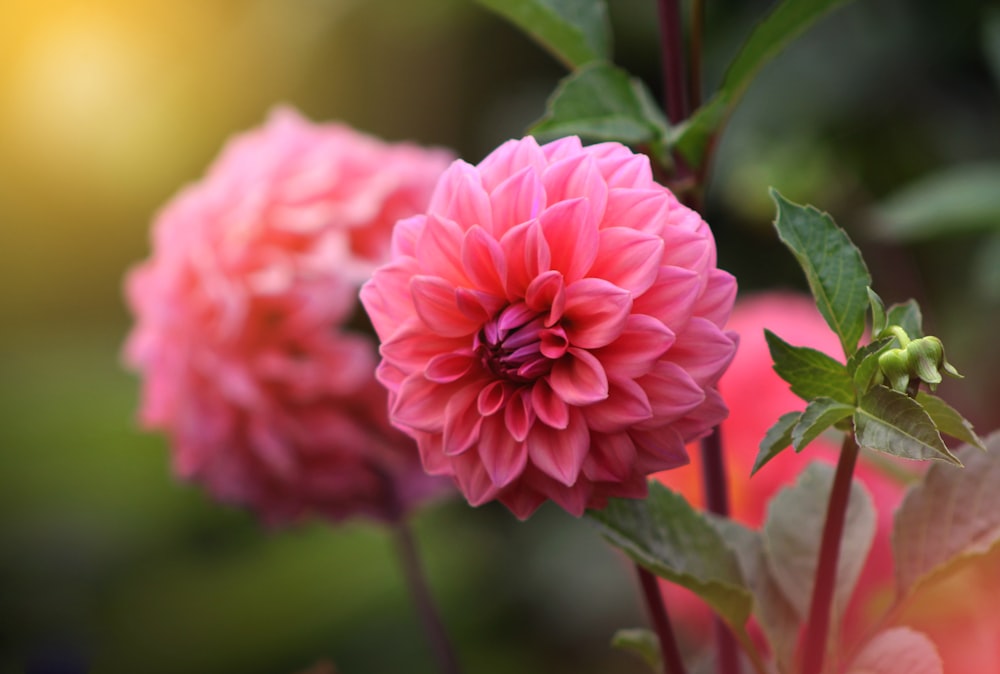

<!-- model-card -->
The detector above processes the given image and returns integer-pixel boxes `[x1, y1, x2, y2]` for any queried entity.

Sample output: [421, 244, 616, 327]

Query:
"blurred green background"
[1, 0, 997, 673]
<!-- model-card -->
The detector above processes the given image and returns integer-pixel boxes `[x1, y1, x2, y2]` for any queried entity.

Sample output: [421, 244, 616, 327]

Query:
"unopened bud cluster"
[876, 328, 961, 395]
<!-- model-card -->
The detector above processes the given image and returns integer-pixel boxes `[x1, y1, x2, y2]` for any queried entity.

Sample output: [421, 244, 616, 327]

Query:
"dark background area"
[1, 0, 997, 672]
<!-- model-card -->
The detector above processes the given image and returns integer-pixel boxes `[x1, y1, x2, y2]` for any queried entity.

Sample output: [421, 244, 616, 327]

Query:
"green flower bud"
[905, 336, 962, 391]
[878, 347, 912, 394]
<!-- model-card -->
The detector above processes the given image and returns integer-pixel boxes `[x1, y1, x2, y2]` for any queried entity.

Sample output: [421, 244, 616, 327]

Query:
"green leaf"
[886, 300, 924, 339]
[763, 463, 876, 622]
[674, 0, 856, 169]
[791, 397, 854, 451]
[894, 431, 1000, 597]
[475, 0, 610, 70]
[530, 62, 670, 149]
[610, 628, 660, 671]
[847, 337, 894, 393]
[587, 482, 755, 654]
[874, 163, 1000, 241]
[753, 411, 802, 476]
[915, 391, 986, 451]
[710, 518, 801, 672]
[846, 628, 943, 674]
[765, 330, 855, 404]
[771, 191, 872, 356]
[854, 386, 959, 464]
[868, 287, 887, 337]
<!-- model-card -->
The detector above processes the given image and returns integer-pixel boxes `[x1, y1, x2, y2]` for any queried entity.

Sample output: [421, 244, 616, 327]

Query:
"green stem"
[799, 432, 861, 674]
[393, 519, 463, 674]
[636, 563, 688, 674]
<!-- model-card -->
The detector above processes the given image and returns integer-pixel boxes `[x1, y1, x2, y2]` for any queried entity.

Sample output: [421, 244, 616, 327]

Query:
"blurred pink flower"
[124, 107, 454, 525]
[656, 293, 912, 649]
[361, 135, 737, 519]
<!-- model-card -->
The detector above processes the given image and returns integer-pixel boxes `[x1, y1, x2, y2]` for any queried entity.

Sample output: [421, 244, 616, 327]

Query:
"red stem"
[799, 432, 861, 674]
[636, 563, 688, 674]
[656, 0, 688, 124]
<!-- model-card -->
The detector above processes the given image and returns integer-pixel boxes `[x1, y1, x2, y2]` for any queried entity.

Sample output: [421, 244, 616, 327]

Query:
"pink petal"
[583, 377, 653, 433]
[527, 407, 590, 486]
[498, 487, 547, 521]
[668, 317, 738, 387]
[360, 258, 420, 339]
[524, 270, 566, 325]
[499, 220, 551, 299]
[478, 414, 528, 488]
[631, 265, 702, 329]
[589, 145, 654, 185]
[541, 153, 608, 223]
[602, 188, 670, 234]
[478, 380, 512, 416]
[531, 380, 569, 429]
[669, 387, 729, 442]
[455, 287, 505, 324]
[538, 477, 590, 516]
[442, 383, 485, 455]
[635, 361, 705, 427]
[504, 388, 536, 442]
[461, 225, 507, 296]
[414, 431, 453, 476]
[538, 326, 569, 359]
[594, 314, 675, 379]
[477, 137, 547, 193]
[540, 198, 599, 282]
[416, 214, 469, 285]
[391, 373, 457, 432]
[379, 319, 471, 369]
[693, 269, 738, 328]
[489, 166, 546, 235]
[549, 347, 609, 406]
[540, 135, 584, 162]
[425, 349, 476, 383]
[427, 160, 493, 232]
[563, 278, 632, 349]
[659, 226, 712, 274]
[582, 432, 638, 482]
[589, 227, 665, 294]
[451, 450, 500, 506]
[409, 275, 480, 337]
[630, 426, 689, 473]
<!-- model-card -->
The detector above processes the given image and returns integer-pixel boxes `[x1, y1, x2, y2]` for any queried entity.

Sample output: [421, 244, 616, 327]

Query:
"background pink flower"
[124, 107, 454, 525]
[361, 135, 738, 519]
[656, 293, 913, 650]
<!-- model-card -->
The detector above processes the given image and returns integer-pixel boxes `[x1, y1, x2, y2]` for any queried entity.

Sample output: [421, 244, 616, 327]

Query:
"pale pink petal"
[455, 287, 506, 324]
[549, 347, 609, 406]
[451, 451, 500, 506]
[409, 275, 480, 337]
[380, 319, 470, 369]
[602, 188, 670, 234]
[391, 373, 458, 432]
[632, 265, 702, 328]
[504, 388, 536, 442]
[427, 160, 494, 232]
[659, 226, 712, 274]
[461, 225, 507, 296]
[499, 219, 551, 298]
[527, 407, 590, 486]
[668, 317, 738, 386]
[489, 166, 546, 235]
[542, 153, 608, 223]
[477, 137, 547, 193]
[693, 269, 738, 328]
[415, 214, 469, 285]
[583, 378, 653, 433]
[635, 361, 706, 427]
[595, 315, 675, 379]
[563, 278, 632, 349]
[525, 270, 566, 326]
[589, 227, 665, 294]
[425, 349, 476, 383]
[539, 197, 599, 282]
[442, 383, 485, 455]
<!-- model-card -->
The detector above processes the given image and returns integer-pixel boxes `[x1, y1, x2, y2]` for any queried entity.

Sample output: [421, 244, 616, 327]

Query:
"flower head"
[124, 107, 454, 525]
[361, 136, 738, 519]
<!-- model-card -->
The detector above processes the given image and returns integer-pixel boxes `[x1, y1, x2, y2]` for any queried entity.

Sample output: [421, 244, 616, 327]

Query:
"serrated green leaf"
[764, 463, 876, 622]
[894, 431, 1000, 597]
[847, 337, 894, 393]
[771, 191, 871, 357]
[846, 628, 943, 674]
[475, 0, 610, 70]
[610, 628, 661, 670]
[885, 300, 924, 339]
[530, 62, 669, 147]
[674, 0, 855, 169]
[915, 391, 986, 451]
[709, 518, 801, 672]
[792, 397, 854, 451]
[587, 483, 755, 655]
[753, 411, 803, 476]
[874, 163, 1000, 241]
[868, 287, 887, 337]
[854, 386, 959, 464]
[765, 330, 855, 404]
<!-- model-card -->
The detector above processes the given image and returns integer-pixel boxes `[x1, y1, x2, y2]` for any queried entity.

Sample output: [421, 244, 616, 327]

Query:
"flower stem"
[393, 518, 463, 674]
[636, 563, 688, 674]
[688, 0, 704, 110]
[699, 427, 741, 674]
[799, 432, 861, 674]
[656, 0, 688, 125]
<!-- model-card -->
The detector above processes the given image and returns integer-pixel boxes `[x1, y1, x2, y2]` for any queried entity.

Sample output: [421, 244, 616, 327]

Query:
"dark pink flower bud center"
[476, 302, 565, 382]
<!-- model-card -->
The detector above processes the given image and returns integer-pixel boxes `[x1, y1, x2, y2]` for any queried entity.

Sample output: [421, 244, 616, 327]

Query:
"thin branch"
[636, 563, 688, 674]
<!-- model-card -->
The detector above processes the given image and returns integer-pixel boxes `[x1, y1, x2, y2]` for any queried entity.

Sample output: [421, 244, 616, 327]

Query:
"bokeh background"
[1, 0, 998, 672]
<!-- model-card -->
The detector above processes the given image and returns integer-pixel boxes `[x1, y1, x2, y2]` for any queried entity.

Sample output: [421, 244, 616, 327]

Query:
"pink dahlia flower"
[361, 135, 738, 519]
[656, 293, 914, 650]
[124, 107, 454, 525]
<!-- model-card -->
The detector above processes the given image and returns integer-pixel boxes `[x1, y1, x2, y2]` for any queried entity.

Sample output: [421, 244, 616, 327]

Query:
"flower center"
[476, 302, 568, 382]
